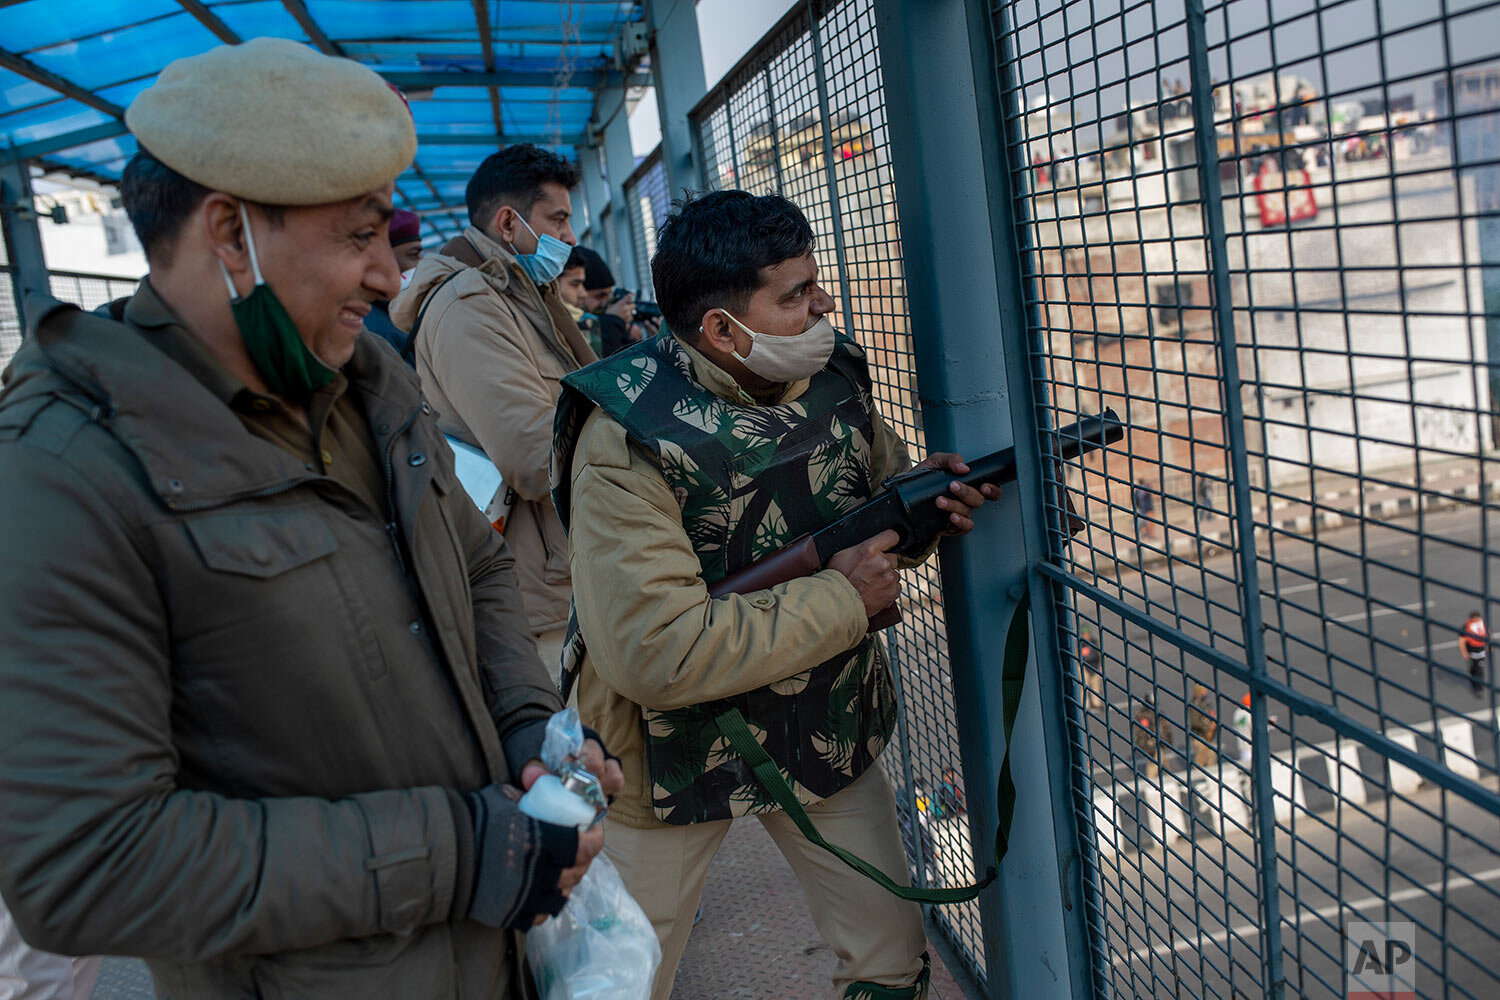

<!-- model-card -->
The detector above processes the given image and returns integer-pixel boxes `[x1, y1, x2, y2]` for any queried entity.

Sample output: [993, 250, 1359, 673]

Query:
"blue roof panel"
[0, 101, 111, 144]
[25, 13, 220, 91]
[310, 1, 479, 39]
[210, 2, 311, 43]
[0, 1, 180, 55]
[0, 0, 639, 215]
[0, 68, 59, 113]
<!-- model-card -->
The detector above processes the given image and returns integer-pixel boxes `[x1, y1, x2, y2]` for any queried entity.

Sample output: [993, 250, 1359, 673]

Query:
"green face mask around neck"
[219, 201, 336, 396]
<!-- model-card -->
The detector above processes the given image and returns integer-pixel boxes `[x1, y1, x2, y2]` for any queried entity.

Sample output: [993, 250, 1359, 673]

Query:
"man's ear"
[490, 203, 518, 243]
[699, 309, 736, 352]
[202, 193, 251, 290]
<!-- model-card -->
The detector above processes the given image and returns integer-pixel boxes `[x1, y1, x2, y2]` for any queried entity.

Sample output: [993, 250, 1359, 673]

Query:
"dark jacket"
[0, 292, 561, 999]
[363, 299, 411, 358]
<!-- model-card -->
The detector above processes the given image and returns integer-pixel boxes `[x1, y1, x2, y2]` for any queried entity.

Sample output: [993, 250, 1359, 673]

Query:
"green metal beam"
[1, 160, 50, 336]
[176, 0, 241, 44]
[281, 0, 343, 56]
[645, 0, 707, 197]
[4, 120, 131, 162]
[469, 0, 504, 140]
[379, 69, 650, 90]
[4, 119, 584, 164]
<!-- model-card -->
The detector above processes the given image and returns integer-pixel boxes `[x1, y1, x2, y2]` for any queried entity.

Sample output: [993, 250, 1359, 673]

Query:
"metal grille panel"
[993, 0, 1500, 996]
[686, 0, 989, 980]
[622, 150, 669, 301]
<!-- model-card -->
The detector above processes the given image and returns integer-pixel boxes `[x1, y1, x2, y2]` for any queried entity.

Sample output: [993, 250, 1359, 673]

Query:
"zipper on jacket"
[381, 401, 424, 576]
[517, 266, 580, 372]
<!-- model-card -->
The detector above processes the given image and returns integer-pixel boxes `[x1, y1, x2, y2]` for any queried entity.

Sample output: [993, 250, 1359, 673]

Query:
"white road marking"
[1331, 600, 1432, 623]
[1403, 639, 1459, 655]
[1277, 577, 1349, 595]
[1128, 865, 1500, 961]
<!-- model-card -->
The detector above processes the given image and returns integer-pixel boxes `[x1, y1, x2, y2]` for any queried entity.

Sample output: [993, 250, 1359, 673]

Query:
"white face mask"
[399, 268, 415, 291]
[720, 311, 837, 383]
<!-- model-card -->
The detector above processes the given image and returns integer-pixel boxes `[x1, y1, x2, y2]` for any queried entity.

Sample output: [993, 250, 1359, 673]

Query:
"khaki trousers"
[534, 626, 570, 702]
[603, 764, 926, 999]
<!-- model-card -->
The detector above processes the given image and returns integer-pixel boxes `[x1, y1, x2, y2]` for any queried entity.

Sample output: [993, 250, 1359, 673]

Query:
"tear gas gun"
[707, 409, 1125, 628]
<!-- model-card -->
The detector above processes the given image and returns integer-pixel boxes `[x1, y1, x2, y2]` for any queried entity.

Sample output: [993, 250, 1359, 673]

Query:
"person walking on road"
[1079, 625, 1104, 710]
[1233, 692, 1254, 767]
[1194, 472, 1213, 524]
[1133, 479, 1156, 538]
[1461, 610, 1489, 697]
[1132, 695, 1172, 781]
[1188, 683, 1219, 769]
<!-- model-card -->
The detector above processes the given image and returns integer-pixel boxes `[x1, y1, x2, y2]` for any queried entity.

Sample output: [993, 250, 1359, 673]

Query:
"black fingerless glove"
[464, 783, 579, 930]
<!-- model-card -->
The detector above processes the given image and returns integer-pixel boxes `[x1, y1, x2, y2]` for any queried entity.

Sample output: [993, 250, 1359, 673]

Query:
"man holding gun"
[551, 190, 998, 999]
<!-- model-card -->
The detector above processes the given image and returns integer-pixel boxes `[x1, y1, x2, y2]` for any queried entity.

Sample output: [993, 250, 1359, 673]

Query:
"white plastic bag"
[521, 709, 661, 1000]
[526, 855, 661, 1000]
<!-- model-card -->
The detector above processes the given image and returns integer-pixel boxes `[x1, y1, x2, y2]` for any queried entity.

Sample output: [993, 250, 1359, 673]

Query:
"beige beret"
[125, 38, 416, 206]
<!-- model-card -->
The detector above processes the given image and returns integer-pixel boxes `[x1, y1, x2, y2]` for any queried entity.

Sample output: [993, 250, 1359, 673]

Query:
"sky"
[629, 0, 797, 156]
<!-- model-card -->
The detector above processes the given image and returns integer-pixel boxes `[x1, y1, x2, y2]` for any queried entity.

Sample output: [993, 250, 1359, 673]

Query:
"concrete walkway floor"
[670, 819, 970, 999]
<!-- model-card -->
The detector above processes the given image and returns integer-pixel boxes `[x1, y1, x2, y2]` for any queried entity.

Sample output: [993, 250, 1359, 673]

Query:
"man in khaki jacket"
[552, 191, 999, 998]
[392, 145, 596, 676]
[0, 40, 619, 1000]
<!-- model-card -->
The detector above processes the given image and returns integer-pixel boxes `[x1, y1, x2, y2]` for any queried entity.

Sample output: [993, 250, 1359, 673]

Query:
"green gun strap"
[710, 589, 1032, 904]
[992, 589, 1030, 863]
[712, 707, 992, 903]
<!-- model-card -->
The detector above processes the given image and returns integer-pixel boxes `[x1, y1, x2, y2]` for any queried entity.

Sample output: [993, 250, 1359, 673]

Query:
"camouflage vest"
[552, 333, 898, 825]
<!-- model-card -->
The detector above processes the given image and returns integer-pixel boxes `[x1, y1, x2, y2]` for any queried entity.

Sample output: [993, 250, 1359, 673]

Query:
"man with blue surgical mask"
[393, 145, 598, 681]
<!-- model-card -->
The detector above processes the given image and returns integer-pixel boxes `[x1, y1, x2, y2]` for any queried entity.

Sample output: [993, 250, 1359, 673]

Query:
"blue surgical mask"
[509, 215, 572, 286]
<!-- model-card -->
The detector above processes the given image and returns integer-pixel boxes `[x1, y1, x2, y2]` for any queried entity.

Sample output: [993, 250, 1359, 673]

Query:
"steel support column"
[872, 0, 1091, 994]
[646, 0, 707, 197]
[0, 160, 49, 335]
[579, 144, 612, 254]
[597, 87, 640, 290]
[1185, 2, 1285, 993]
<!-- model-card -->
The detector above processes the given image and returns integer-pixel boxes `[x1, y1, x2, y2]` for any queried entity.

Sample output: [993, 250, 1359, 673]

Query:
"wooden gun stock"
[707, 534, 901, 632]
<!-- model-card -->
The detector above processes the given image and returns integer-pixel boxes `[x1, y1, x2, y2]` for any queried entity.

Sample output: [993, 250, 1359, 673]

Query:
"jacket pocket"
[186, 509, 338, 578]
[534, 500, 571, 585]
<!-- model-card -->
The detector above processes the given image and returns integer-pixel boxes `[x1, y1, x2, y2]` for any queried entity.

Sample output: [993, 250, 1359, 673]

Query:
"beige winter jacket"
[565, 335, 926, 827]
[392, 227, 598, 637]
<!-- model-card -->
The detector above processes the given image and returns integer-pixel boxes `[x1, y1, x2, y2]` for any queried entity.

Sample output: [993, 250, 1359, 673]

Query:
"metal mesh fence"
[621, 150, 669, 301]
[0, 270, 18, 368]
[686, 0, 989, 979]
[0, 266, 140, 369]
[47, 270, 140, 314]
[992, 0, 1500, 996]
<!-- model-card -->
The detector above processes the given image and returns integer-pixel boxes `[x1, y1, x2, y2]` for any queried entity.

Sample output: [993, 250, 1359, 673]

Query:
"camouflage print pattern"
[553, 333, 899, 825]
[843, 954, 931, 999]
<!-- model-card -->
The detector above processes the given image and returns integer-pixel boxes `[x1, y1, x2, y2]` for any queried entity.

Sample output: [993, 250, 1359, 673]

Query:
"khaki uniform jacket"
[392, 227, 597, 637]
[0, 292, 562, 999]
[565, 337, 925, 828]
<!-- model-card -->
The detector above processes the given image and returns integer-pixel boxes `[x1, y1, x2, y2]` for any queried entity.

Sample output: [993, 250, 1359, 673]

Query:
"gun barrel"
[961, 408, 1124, 489]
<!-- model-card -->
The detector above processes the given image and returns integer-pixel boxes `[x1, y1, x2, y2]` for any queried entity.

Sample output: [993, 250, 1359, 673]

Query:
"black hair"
[650, 190, 815, 343]
[120, 148, 285, 266]
[465, 144, 580, 230]
[565, 246, 589, 272]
